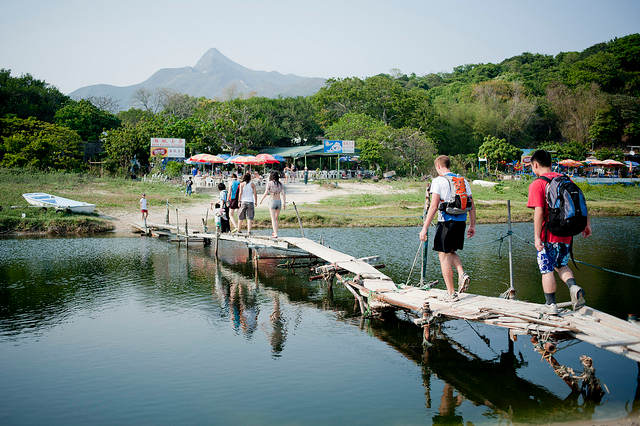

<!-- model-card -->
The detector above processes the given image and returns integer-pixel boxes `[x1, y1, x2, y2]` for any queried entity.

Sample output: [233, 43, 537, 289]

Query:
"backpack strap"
[537, 175, 552, 243]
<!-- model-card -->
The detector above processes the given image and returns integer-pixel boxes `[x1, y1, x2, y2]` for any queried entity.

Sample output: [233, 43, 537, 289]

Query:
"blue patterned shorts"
[537, 242, 571, 274]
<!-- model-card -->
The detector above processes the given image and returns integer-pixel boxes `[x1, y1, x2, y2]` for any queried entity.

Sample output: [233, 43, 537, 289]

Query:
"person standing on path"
[527, 149, 590, 314]
[237, 173, 257, 235]
[185, 177, 193, 196]
[419, 155, 476, 301]
[259, 171, 286, 238]
[139, 193, 149, 222]
[227, 173, 240, 231]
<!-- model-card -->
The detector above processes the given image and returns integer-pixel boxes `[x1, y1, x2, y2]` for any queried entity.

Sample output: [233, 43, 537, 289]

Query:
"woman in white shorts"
[259, 171, 286, 238]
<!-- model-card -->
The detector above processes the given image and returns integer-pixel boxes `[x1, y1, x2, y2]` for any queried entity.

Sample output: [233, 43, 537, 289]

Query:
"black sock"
[544, 292, 556, 305]
[566, 278, 577, 289]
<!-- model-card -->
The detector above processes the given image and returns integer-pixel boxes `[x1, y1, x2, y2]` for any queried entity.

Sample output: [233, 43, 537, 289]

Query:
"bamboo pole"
[506, 200, 516, 299]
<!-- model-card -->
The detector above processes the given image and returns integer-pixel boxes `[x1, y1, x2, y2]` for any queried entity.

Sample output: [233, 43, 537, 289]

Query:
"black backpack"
[538, 175, 588, 238]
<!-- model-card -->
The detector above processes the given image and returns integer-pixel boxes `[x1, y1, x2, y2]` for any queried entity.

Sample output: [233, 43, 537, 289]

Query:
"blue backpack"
[538, 175, 588, 238]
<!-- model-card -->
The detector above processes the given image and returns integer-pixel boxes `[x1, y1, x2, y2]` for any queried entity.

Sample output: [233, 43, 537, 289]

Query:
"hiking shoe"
[570, 285, 586, 309]
[544, 303, 559, 315]
[458, 273, 470, 293]
[443, 291, 459, 302]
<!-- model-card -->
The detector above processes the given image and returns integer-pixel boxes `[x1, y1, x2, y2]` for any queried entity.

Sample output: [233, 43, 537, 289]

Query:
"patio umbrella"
[624, 160, 639, 167]
[601, 159, 625, 167]
[273, 154, 285, 163]
[187, 153, 225, 164]
[558, 159, 583, 167]
[231, 155, 262, 165]
[584, 159, 606, 166]
[217, 154, 231, 160]
[256, 153, 280, 164]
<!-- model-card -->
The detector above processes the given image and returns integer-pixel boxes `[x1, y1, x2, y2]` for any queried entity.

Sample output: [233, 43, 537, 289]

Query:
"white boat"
[22, 192, 96, 214]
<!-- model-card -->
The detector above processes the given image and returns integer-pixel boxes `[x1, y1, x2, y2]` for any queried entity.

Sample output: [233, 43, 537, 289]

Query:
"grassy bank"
[252, 178, 640, 228]
[0, 169, 206, 234]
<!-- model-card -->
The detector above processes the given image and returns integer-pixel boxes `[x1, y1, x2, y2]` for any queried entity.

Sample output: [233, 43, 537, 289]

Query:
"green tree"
[0, 69, 69, 122]
[478, 135, 521, 173]
[0, 116, 83, 170]
[54, 99, 121, 141]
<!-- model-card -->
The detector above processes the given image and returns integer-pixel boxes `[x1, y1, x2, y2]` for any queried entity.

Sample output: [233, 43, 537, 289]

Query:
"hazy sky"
[2, 0, 639, 94]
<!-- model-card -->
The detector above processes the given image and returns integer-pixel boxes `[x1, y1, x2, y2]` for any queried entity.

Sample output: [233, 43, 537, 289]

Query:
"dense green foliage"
[0, 116, 83, 170]
[54, 99, 121, 141]
[1, 34, 639, 174]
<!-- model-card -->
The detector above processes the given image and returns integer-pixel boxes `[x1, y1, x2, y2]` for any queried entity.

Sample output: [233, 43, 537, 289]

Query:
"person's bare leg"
[229, 210, 237, 230]
[269, 209, 278, 236]
[541, 272, 556, 294]
[274, 209, 280, 237]
[451, 253, 464, 278]
[247, 219, 252, 234]
[555, 266, 574, 283]
[237, 219, 243, 234]
[438, 252, 455, 295]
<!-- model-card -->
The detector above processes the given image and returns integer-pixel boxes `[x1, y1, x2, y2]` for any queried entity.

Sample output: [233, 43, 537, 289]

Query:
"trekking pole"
[420, 208, 428, 286]
[292, 201, 305, 238]
[506, 200, 516, 299]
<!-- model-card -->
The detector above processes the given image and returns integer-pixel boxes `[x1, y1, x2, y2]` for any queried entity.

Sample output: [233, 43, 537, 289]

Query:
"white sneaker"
[443, 291, 459, 302]
[570, 285, 586, 309]
[544, 303, 559, 315]
[458, 273, 470, 293]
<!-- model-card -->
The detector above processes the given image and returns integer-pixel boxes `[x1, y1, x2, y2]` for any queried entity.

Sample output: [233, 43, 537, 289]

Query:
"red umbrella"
[187, 153, 225, 164]
[256, 153, 280, 164]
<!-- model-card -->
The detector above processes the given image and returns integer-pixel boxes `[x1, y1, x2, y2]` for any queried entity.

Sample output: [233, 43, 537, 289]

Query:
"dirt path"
[106, 182, 410, 235]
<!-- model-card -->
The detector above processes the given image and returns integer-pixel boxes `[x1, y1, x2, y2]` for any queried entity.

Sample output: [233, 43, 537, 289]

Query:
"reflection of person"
[227, 174, 240, 231]
[432, 383, 464, 425]
[215, 182, 230, 233]
[419, 156, 476, 301]
[237, 173, 257, 235]
[527, 150, 590, 314]
[269, 295, 287, 356]
[259, 171, 286, 238]
[139, 193, 148, 221]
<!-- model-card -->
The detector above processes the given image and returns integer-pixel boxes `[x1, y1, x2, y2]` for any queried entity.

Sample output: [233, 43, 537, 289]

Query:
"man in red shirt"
[527, 150, 591, 314]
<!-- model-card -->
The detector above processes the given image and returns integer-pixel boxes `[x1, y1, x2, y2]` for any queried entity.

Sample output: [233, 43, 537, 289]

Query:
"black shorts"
[433, 221, 466, 253]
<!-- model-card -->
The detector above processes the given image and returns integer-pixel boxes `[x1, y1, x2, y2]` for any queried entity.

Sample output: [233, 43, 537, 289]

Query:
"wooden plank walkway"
[132, 222, 640, 363]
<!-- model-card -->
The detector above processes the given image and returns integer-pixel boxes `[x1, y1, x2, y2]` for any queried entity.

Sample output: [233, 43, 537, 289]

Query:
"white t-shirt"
[430, 173, 472, 222]
[140, 197, 148, 210]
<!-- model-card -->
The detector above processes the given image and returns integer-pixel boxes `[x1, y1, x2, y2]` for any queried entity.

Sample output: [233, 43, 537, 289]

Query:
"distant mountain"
[69, 48, 326, 110]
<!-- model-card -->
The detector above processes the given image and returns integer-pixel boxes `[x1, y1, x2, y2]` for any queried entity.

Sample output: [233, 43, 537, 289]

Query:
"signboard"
[150, 138, 185, 158]
[323, 140, 355, 154]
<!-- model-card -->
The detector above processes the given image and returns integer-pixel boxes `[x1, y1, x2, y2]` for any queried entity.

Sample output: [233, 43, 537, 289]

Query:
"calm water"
[1, 217, 639, 425]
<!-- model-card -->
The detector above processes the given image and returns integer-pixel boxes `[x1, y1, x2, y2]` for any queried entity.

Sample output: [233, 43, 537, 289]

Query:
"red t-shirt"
[527, 172, 572, 244]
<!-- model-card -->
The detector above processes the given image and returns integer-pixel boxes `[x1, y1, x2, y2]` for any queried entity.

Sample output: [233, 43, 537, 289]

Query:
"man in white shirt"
[419, 155, 476, 301]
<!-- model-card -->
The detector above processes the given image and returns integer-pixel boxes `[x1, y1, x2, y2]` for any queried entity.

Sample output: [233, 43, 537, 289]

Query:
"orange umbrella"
[558, 159, 583, 167]
[256, 153, 280, 164]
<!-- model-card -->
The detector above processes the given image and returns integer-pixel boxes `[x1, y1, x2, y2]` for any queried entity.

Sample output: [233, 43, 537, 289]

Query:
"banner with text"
[323, 140, 354, 154]
[150, 138, 185, 158]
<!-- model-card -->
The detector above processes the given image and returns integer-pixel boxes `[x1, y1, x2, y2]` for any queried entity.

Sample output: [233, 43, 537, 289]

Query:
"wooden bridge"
[132, 220, 640, 394]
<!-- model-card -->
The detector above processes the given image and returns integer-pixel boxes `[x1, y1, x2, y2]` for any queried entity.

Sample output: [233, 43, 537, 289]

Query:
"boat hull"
[22, 193, 96, 214]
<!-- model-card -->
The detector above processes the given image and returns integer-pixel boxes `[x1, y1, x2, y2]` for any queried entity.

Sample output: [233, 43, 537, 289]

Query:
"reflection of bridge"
[133, 221, 640, 394]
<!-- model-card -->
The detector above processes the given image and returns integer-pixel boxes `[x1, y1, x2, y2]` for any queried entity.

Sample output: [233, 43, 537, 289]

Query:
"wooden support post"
[422, 301, 432, 347]
[185, 219, 189, 248]
[165, 200, 169, 224]
[214, 229, 219, 258]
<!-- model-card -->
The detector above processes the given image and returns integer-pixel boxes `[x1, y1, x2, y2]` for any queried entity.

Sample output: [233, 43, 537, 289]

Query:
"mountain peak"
[194, 48, 243, 73]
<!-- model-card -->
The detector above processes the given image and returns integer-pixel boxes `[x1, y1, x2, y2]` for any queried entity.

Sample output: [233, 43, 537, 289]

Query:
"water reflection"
[1, 226, 639, 424]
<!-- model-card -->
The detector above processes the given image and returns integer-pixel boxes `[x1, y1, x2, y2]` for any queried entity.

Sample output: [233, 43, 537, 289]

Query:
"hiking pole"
[420, 208, 428, 286]
[505, 200, 516, 299]
[292, 201, 305, 238]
